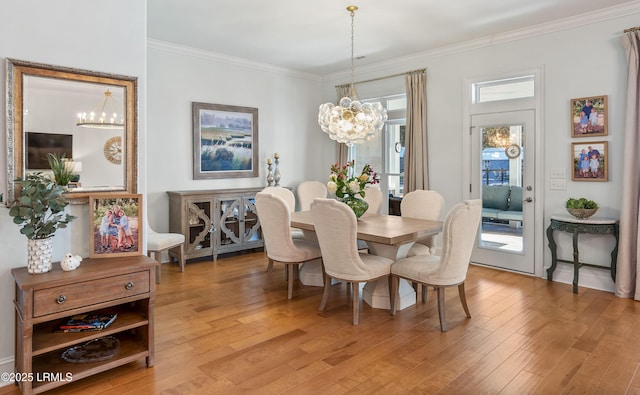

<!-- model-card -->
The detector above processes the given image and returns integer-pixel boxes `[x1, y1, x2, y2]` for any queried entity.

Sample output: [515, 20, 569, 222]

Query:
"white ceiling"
[148, 0, 638, 76]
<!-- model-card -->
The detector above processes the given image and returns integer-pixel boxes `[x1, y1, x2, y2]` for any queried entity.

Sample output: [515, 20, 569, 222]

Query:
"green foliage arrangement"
[8, 173, 76, 239]
[47, 153, 75, 186]
[565, 197, 598, 209]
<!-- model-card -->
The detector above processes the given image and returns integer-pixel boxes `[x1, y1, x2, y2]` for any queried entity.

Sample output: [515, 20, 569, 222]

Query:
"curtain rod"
[624, 26, 640, 33]
[335, 68, 426, 89]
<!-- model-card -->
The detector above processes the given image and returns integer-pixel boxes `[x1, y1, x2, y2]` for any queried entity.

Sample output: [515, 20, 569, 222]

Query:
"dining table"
[290, 211, 443, 310]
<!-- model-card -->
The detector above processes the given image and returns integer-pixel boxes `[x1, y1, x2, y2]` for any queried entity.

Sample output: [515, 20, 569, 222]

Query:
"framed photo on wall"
[570, 95, 608, 137]
[192, 102, 259, 179]
[89, 193, 143, 258]
[571, 141, 608, 181]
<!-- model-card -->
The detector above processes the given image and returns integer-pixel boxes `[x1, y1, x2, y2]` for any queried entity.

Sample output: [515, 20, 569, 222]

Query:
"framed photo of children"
[570, 95, 608, 137]
[89, 193, 143, 258]
[571, 141, 608, 181]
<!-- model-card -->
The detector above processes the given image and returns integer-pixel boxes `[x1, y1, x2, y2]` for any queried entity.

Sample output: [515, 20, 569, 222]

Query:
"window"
[354, 94, 406, 200]
[472, 75, 534, 104]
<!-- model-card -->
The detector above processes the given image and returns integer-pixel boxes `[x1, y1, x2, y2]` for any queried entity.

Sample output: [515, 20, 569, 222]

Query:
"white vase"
[27, 237, 54, 274]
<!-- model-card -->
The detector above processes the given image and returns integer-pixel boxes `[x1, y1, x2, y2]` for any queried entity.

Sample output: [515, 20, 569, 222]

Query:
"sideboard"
[167, 188, 264, 262]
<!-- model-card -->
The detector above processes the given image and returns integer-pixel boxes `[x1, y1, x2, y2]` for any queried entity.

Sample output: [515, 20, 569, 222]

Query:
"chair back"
[310, 198, 376, 281]
[401, 190, 445, 221]
[432, 199, 482, 284]
[261, 187, 295, 212]
[255, 192, 298, 261]
[361, 185, 383, 217]
[297, 181, 327, 211]
[401, 190, 445, 251]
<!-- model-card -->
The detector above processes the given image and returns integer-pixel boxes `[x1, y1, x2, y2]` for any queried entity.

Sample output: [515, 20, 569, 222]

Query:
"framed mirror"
[6, 58, 137, 203]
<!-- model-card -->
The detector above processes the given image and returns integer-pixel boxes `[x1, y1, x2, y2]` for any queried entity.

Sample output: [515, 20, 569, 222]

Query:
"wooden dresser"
[12, 255, 157, 394]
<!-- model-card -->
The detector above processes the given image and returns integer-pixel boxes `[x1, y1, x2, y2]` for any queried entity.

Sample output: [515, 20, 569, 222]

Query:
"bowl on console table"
[566, 207, 598, 219]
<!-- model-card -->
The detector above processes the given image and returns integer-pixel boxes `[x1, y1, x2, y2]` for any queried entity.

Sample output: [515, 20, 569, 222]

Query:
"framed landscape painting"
[570, 95, 608, 137]
[89, 193, 142, 258]
[571, 141, 608, 181]
[192, 102, 259, 179]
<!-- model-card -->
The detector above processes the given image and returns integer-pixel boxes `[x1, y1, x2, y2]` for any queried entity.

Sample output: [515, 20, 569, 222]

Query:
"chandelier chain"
[350, 8, 355, 99]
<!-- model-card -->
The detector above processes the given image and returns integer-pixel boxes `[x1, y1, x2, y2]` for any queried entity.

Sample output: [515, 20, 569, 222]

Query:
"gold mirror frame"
[6, 59, 137, 203]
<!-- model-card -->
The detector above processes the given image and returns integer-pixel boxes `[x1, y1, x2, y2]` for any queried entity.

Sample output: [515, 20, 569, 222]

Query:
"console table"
[546, 215, 618, 293]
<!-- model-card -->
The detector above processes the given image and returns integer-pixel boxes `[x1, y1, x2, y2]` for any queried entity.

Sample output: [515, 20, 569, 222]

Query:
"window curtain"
[617, 31, 640, 300]
[336, 85, 351, 165]
[404, 70, 428, 193]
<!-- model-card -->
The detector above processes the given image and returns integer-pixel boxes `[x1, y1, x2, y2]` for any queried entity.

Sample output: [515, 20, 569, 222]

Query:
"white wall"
[0, 0, 147, 381]
[145, 42, 332, 231]
[320, 8, 638, 291]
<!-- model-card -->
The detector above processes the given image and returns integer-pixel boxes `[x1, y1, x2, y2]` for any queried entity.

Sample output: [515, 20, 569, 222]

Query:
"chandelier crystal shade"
[318, 6, 387, 146]
[76, 89, 124, 129]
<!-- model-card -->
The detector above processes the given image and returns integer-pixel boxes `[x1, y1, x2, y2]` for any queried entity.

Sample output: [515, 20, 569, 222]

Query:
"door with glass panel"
[470, 110, 535, 274]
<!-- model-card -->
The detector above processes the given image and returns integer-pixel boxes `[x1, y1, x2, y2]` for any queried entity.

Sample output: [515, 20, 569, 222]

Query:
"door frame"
[462, 67, 545, 278]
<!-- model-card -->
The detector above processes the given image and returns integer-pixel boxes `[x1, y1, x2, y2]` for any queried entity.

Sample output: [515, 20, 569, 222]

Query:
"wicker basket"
[566, 207, 598, 219]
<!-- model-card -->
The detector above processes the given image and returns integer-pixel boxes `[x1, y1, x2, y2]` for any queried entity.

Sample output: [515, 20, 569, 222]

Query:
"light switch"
[550, 179, 566, 190]
[550, 168, 566, 179]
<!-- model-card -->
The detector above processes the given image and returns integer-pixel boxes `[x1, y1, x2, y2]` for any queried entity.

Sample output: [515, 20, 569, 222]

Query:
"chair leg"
[149, 251, 162, 284]
[352, 281, 360, 325]
[319, 273, 331, 311]
[287, 263, 296, 300]
[458, 282, 471, 318]
[178, 244, 185, 273]
[267, 258, 274, 272]
[390, 275, 399, 316]
[422, 284, 427, 303]
[436, 287, 447, 332]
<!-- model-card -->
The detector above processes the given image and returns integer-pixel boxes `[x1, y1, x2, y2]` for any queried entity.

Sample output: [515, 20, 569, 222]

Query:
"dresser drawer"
[33, 270, 150, 317]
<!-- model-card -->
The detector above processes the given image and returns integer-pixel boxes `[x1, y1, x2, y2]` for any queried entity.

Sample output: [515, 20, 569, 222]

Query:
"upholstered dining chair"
[401, 190, 445, 257]
[297, 181, 327, 211]
[261, 186, 305, 272]
[390, 199, 481, 331]
[255, 192, 322, 299]
[311, 198, 394, 325]
[147, 226, 185, 284]
[361, 185, 383, 217]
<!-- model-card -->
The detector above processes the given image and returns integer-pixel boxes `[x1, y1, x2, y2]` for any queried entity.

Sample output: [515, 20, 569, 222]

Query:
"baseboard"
[0, 356, 15, 387]
[546, 263, 615, 293]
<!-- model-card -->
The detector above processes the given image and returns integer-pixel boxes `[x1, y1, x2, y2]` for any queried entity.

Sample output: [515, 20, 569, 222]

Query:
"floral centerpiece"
[327, 160, 378, 218]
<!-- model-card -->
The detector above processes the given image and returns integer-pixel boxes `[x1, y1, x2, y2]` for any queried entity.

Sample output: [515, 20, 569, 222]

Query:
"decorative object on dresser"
[168, 188, 264, 262]
[273, 152, 281, 186]
[12, 255, 157, 394]
[89, 194, 142, 258]
[8, 173, 76, 274]
[60, 253, 83, 271]
[192, 102, 259, 179]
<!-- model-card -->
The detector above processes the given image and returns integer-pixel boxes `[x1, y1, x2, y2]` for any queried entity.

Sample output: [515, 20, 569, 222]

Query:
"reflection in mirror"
[6, 59, 137, 203]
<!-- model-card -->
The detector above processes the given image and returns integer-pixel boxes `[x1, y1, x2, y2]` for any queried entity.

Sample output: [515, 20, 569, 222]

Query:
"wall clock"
[505, 144, 521, 159]
[103, 136, 122, 164]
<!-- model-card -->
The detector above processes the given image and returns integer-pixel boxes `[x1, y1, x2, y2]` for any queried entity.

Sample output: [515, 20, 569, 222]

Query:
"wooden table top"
[290, 211, 443, 246]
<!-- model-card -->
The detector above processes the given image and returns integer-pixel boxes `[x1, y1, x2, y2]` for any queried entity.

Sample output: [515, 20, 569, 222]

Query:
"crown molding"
[324, 1, 640, 81]
[147, 39, 321, 81]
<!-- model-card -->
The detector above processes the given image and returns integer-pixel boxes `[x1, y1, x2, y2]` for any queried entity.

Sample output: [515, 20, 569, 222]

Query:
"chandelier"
[76, 89, 124, 129]
[318, 6, 387, 146]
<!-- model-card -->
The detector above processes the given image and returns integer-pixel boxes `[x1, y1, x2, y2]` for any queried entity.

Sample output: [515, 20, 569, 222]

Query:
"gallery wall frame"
[570, 95, 608, 137]
[192, 102, 259, 179]
[571, 141, 608, 182]
[89, 193, 142, 258]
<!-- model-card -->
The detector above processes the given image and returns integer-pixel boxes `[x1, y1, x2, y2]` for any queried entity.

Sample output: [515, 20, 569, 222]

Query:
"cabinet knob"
[56, 294, 67, 304]
[125, 281, 134, 290]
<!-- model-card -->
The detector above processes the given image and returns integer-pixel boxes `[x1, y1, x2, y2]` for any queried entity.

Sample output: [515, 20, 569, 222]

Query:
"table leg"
[572, 229, 579, 294]
[611, 226, 619, 282]
[364, 242, 416, 310]
[546, 225, 557, 281]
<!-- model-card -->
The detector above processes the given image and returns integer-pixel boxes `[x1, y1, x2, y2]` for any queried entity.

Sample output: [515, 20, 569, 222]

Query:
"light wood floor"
[3, 251, 640, 394]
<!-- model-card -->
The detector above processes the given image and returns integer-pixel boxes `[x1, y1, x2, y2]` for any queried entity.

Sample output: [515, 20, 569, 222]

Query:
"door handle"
[523, 197, 533, 203]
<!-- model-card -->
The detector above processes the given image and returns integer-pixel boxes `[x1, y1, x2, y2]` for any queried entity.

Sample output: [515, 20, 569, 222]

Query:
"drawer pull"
[125, 281, 134, 290]
[56, 295, 67, 304]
